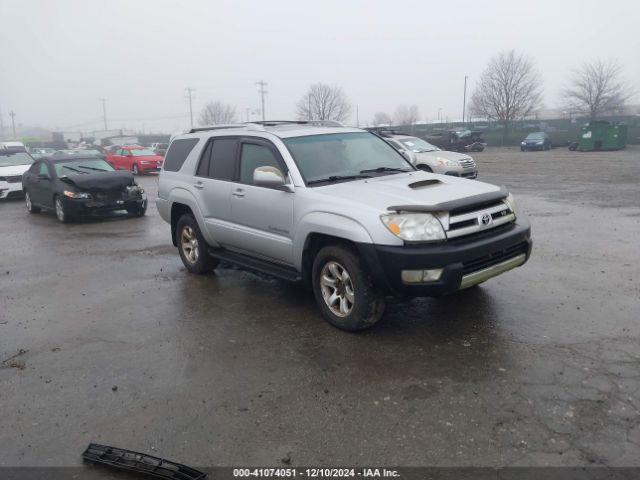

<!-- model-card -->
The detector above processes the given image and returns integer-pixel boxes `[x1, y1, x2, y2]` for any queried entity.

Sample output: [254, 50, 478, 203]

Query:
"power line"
[255, 80, 268, 121]
[99, 98, 108, 130]
[185, 87, 195, 128]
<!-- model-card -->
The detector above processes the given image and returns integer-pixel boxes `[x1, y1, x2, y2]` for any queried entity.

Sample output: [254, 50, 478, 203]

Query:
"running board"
[208, 248, 301, 282]
[82, 443, 207, 480]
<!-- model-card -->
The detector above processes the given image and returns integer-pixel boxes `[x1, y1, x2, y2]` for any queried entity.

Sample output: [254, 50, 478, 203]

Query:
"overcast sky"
[1, 0, 638, 134]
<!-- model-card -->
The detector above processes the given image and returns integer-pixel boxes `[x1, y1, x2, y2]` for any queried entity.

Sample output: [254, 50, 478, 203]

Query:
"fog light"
[401, 268, 443, 284]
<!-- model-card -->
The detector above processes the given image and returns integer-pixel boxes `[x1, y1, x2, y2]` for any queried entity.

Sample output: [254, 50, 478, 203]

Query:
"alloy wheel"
[320, 261, 355, 317]
[25, 192, 32, 211]
[180, 226, 199, 264]
[55, 198, 65, 222]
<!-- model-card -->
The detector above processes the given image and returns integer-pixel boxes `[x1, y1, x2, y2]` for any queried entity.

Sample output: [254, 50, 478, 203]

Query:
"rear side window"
[207, 139, 237, 180]
[163, 138, 199, 172]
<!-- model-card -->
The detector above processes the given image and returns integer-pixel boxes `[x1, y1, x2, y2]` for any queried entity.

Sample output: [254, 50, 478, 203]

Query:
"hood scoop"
[408, 179, 442, 189]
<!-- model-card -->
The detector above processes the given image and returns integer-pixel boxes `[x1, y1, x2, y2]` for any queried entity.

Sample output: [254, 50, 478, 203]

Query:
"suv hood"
[0, 164, 32, 176]
[314, 172, 501, 212]
[60, 170, 135, 191]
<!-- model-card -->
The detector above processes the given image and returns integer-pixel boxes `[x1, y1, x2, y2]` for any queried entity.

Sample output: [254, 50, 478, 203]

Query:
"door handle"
[232, 189, 245, 198]
[193, 181, 204, 189]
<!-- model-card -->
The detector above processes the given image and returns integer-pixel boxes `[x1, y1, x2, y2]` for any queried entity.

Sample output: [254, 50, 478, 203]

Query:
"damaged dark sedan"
[22, 155, 147, 223]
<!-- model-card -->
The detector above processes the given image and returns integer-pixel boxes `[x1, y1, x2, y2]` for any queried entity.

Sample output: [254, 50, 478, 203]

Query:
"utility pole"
[437, 108, 442, 124]
[356, 105, 359, 127]
[255, 80, 268, 121]
[0, 105, 4, 138]
[462, 75, 469, 124]
[185, 87, 195, 128]
[308, 95, 312, 121]
[99, 98, 108, 130]
[9, 110, 17, 139]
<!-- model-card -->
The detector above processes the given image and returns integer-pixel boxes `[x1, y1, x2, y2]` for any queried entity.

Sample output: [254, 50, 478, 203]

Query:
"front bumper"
[0, 181, 24, 199]
[357, 219, 532, 297]
[445, 169, 478, 179]
[63, 195, 146, 216]
[138, 164, 162, 173]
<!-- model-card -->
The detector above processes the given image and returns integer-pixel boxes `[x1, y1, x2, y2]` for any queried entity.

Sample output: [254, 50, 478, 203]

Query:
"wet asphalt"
[0, 146, 639, 467]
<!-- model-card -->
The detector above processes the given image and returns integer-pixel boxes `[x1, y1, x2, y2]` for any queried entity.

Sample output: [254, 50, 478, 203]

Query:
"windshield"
[398, 137, 439, 153]
[131, 149, 156, 156]
[526, 133, 544, 140]
[0, 152, 34, 167]
[284, 132, 412, 184]
[54, 158, 115, 176]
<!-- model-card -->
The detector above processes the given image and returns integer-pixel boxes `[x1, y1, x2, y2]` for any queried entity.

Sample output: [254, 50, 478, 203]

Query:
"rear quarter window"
[163, 138, 199, 172]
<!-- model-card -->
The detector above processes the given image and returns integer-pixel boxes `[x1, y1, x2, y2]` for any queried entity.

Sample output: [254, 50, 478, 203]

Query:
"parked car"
[520, 132, 552, 151]
[425, 130, 486, 152]
[381, 132, 478, 179]
[29, 147, 57, 159]
[153, 143, 169, 157]
[0, 144, 34, 199]
[106, 146, 164, 174]
[157, 122, 531, 331]
[22, 154, 147, 222]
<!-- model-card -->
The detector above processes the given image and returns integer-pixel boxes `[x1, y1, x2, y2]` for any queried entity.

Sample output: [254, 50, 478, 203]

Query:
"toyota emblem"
[480, 213, 492, 226]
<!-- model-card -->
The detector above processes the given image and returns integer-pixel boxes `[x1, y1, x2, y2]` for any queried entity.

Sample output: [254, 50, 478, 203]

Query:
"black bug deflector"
[82, 443, 207, 480]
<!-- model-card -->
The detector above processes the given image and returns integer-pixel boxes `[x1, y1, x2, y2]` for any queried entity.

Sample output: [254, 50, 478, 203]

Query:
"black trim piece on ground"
[387, 186, 508, 213]
[82, 443, 207, 480]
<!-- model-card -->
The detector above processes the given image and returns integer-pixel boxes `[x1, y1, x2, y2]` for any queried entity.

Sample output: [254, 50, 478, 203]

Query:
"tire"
[54, 195, 72, 223]
[25, 191, 41, 213]
[132, 164, 140, 175]
[416, 164, 433, 173]
[127, 199, 147, 217]
[312, 245, 385, 331]
[176, 214, 218, 274]
[521, 147, 526, 152]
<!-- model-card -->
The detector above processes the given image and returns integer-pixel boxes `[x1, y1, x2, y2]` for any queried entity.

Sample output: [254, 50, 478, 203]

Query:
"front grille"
[462, 242, 529, 275]
[458, 158, 476, 169]
[5, 175, 22, 183]
[447, 199, 514, 239]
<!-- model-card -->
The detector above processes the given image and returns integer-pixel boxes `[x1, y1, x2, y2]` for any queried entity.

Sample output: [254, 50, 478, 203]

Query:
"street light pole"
[185, 88, 195, 128]
[256, 80, 268, 121]
[462, 75, 469, 124]
[9, 110, 17, 139]
[99, 98, 108, 130]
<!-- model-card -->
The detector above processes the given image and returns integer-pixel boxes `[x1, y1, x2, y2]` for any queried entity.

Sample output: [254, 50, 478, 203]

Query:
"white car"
[382, 133, 478, 179]
[0, 144, 35, 200]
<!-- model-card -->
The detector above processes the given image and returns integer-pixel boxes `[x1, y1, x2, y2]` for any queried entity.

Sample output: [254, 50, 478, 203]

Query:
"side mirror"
[253, 166, 288, 189]
[37, 173, 50, 180]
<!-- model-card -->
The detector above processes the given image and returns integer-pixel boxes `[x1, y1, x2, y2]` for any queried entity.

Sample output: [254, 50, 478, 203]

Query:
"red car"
[106, 146, 164, 174]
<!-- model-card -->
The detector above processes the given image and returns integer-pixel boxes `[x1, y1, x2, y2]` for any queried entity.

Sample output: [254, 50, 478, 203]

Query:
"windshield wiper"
[62, 165, 87, 174]
[307, 174, 371, 185]
[359, 166, 412, 174]
[77, 165, 107, 172]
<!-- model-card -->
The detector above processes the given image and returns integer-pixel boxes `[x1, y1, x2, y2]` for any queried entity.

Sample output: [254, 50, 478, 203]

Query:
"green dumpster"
[578, 121, 627, 151]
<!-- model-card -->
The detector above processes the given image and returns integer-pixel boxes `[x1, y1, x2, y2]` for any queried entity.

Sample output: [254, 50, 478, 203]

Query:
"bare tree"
[296, 83, 351, 122]
[393, 105, 420, 125]
[372, 112, 392, 126]
[470, 50, 542, 139]
[563, 59, 633, 119]
[199, 101, 237, 125]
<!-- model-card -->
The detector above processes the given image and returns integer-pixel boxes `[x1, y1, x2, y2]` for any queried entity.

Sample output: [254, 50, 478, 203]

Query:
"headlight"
[436, 157, 458, 167]
[521, 142, 526, 145]
[504, 193, 517, 216]
[63, 190, 91, 199]
[381, 213, 445, 242]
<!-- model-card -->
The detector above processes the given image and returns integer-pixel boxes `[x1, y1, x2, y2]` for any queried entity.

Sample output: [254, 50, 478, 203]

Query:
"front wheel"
[176, 214, 219, 273]
[132, 164, 140, 175]
[127, 199, 147, 217]
[25, 191, 41, 213]
[312, 245, 385, 331]
[54, 195, 72, 223]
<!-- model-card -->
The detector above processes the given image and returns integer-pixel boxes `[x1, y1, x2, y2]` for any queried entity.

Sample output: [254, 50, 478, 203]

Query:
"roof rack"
[250, 120, 345, 127]
[188, 124, 252, 133]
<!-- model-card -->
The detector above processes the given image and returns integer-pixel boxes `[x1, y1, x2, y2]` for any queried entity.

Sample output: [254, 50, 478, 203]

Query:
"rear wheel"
[176, 214, 219, 273]
[312, 245, 385, 331]
[25, 191, 41, 213]
[132, 164, 140, 175]
[54, 195, 72, 223]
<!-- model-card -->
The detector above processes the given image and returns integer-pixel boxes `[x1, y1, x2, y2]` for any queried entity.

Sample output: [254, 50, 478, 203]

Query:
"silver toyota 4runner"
[157, 121, 531, 331]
